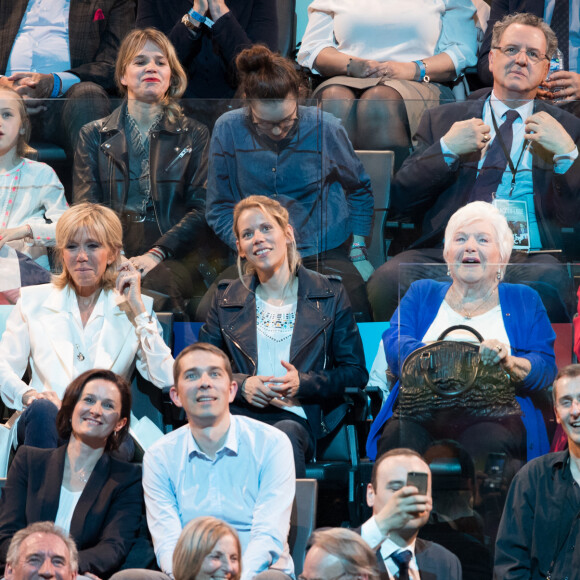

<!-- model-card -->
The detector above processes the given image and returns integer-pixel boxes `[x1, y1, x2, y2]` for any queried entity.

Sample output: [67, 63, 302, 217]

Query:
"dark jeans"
[377, 414, 526, 473]
[366, 248, 575, 322]
[230, 403, 315, 478]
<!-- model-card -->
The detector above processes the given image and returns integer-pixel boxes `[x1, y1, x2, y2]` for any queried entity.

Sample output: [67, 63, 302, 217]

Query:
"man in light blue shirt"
[112, 342, 295, 580]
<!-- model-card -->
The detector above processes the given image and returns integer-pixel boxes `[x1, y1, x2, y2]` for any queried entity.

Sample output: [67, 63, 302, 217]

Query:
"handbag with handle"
[395, 325, 521, 421]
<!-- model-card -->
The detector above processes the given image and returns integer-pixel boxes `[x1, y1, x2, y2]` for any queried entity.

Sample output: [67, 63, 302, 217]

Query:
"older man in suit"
[0, 0, 135, 156]
[478, 0, 580, 112]
[359, 448, 462, 580]
[367, 12, 580, 322]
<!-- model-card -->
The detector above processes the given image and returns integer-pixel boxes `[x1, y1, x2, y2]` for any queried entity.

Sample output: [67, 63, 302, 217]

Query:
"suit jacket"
[0, 445, 143, 579]
[390, 92, 580, 251]
[477, 0, 546, 86]
[353, 526, 462, 580]
[0, 284, 174, 410]
[0, 0, 136, 91]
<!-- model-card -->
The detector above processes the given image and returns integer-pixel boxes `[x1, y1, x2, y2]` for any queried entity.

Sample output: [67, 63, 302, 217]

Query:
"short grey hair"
[443, 201, 514, 268]
[307, 528, 379, 580]
[6, 522, 79, 574]
[492, 12, 558, 60]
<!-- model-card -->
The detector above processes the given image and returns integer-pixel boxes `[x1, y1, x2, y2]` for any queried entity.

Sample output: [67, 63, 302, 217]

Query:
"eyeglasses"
[493, 45, 548, 64]
[250, 105, 298, 133]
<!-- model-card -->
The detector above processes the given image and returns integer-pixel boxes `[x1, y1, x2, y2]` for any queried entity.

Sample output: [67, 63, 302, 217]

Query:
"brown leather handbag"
[395, 325, 521, 421]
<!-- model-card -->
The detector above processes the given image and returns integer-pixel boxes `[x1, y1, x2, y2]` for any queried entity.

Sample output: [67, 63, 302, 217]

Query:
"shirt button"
[272, 167, 276, 172]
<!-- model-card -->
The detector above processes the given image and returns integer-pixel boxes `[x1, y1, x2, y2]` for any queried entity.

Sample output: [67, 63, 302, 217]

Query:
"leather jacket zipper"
[164, 146, 192, 172]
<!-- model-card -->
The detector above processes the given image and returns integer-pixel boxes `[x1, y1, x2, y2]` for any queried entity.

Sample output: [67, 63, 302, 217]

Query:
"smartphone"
[407, 471, 428, 495]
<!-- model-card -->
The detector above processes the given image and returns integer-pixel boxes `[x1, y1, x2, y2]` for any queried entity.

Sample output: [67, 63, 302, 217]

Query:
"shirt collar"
[489, 90, 533, 122]
[380, 536, 417, 561]
[187, 414, 239, 460]
[63, 286, 106, 319]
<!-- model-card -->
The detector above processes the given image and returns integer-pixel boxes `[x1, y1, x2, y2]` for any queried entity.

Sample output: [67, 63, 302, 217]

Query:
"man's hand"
[373, 486, 432, 536]
[525, 111, 576, 155]
[539, 70, 580, 104]
[442, 118, 492, 155]
[9, 72, 54, 99]
[241, 376, 278, 408]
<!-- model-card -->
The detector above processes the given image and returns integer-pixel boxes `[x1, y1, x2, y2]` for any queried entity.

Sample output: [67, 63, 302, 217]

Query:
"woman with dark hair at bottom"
[0, 369, 142, 580]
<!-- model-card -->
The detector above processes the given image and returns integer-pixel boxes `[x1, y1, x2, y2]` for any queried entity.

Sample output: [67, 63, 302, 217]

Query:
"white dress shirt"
[143, 415, 295, 580]
[6, 0, 79, 92]
[361, 516, 420, 580]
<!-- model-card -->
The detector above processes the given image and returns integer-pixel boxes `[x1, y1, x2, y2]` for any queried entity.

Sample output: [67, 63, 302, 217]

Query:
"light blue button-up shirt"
[143, 415, 295, 580]
[6, 0, 79, 92]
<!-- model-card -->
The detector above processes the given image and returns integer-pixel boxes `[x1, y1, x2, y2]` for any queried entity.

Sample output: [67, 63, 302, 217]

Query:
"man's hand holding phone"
[374, 472, 432, 536]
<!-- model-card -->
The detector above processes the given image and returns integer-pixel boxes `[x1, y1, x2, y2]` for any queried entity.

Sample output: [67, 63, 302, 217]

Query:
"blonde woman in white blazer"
[0, 203, 174, 448]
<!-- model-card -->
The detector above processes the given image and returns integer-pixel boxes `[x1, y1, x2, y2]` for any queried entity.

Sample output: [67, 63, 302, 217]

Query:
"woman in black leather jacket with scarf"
[199, 195, 368, 477]
[73, 28, 224, 314]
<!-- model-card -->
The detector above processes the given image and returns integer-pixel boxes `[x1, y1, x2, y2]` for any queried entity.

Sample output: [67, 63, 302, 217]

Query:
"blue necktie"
[391, 549, 412, 580]
[469, 109, 519, 202]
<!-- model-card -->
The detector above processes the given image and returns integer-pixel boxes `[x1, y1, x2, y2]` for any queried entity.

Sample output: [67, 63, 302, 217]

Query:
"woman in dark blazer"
[0, 369, 142, 579]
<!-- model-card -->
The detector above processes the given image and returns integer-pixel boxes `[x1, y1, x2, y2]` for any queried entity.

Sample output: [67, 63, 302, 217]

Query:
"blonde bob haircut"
[115, 28, 187, 120]
[173, 517, 241, 580]
[443, 201, 514, 274]
[53, 203, 123, 291]
[0, 86, 32, 158]
[233, 195, 301, 280]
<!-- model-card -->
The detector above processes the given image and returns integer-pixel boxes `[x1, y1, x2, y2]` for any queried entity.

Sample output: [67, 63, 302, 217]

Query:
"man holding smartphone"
[359, 448, 462, 580]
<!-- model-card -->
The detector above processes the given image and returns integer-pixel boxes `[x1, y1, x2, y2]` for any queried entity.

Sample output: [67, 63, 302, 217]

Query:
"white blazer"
[0, 284, 174, 410]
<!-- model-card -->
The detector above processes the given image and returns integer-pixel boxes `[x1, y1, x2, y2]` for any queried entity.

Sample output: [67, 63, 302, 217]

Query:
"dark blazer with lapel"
[390, 91, 580, 250]
[477, 0, 546, 86]
[0, 445, 143, 578]
[0, 0, 136, 90]
[353, 526, 462, 580]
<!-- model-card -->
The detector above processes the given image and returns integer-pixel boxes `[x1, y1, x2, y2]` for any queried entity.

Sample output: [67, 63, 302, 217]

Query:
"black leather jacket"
[199, 266, 368, 438]
[73, 104, 210, 257]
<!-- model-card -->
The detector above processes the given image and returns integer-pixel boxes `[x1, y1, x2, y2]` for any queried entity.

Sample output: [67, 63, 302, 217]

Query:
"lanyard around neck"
[489, 105, 530, 196]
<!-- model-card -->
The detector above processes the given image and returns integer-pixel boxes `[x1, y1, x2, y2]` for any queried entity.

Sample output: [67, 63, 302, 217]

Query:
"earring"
[497, 269, 502, 280]
[446, 269, 451, 277]
[19, 129, 25, 135]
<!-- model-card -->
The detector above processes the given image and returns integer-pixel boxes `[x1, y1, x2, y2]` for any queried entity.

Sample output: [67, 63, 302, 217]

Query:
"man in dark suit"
[478, 0, 580, 111]
[367, 12, 580, 321]
[359, 448, 462, 580]
[0, 0, 135, 156]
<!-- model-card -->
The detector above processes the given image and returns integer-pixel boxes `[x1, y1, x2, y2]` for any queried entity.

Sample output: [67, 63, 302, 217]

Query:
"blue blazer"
[0, 445, 143, 578]
[366, 280, 557, 460]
